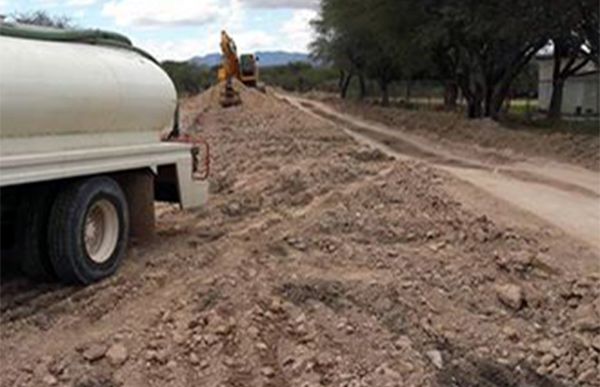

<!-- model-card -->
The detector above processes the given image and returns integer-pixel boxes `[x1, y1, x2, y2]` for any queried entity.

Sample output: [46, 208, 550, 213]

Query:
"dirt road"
[284, 95, 600, 255]
[1, 84, 599, 387]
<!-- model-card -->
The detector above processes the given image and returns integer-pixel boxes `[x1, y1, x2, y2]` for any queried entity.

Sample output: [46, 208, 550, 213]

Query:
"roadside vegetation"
[162, 59, 597, 135]
[10, 7, 598, 123]
[161, 61, 338, 97]
[310, 0, 598, 120]
[161, 62, 216, 96]
[164, 0, 597, 124]
[10, 10, 71, 28]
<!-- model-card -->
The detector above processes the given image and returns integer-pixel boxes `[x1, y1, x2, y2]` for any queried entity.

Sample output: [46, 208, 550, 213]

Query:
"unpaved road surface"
[305, 94, 600, 171]
[1, 83, 599, 387]
[285, 96, 600, 254]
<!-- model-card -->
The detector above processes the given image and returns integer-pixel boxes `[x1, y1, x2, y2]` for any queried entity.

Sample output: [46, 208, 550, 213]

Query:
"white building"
[537, 55, 599, 116]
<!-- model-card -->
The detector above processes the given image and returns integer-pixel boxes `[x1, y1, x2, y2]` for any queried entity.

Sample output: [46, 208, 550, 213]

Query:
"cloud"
[137, 28, 277, 61]
[72, 9, 87, 18]
[67, 0, 96, 6]
[99, 0, 316, 60]
[137, 37, 214, 61]
[233, 29, 275, 52]
[30, 0, 62, 7]
[0, 0, 97, 11]
[280, 9, 316, 52]
[102, 0, 225, 27]
[241, 0, 319, 9]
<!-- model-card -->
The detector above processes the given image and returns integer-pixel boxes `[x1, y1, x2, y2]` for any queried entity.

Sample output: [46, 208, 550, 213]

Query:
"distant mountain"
[254, 51, 312, 67]
[189, 53, 221, 67]
[189, 51, 312, 68]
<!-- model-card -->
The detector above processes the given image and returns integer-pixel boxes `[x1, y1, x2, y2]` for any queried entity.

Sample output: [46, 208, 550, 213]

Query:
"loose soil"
[1, 82, 598, 387]
[284, 95, 600, 253]
[310, 95, 600, 171]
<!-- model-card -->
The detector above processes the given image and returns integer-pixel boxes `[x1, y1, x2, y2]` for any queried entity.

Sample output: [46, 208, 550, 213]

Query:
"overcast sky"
[0, 0, 319, 60]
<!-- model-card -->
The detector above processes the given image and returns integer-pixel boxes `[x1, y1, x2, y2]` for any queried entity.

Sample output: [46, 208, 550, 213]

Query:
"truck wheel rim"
[84, 199, 119, 264]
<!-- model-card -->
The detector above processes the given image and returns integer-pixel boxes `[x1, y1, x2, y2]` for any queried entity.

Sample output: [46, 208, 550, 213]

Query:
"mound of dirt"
[1, 83, 598, 387]
[320, 97, 600, 170]
[180, 79, 277, 131]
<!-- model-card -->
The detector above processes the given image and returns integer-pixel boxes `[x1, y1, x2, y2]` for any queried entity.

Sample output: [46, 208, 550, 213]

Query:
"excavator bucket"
[220, 78, 241, 108]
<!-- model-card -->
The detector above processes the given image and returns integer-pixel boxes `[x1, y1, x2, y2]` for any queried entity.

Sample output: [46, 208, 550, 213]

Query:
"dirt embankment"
[1, 83, 598, 387]
[286, 95, 600, 252]
[313, 96, 600, 171]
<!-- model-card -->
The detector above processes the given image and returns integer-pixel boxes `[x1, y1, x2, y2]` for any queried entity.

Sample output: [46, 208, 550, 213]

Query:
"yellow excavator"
[218, 30, 260, 107]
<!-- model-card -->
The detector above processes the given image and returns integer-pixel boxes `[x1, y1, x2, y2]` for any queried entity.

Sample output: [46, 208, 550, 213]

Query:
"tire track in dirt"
[285, 95, 600, 252]
[292, 98, 599, 199]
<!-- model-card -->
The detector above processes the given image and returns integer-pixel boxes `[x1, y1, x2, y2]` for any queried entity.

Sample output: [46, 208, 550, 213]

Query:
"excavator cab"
[239, 54, 258, 87]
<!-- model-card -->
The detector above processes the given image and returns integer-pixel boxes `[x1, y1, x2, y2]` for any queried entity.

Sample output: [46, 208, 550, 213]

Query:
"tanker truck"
[0, 22, 209, 285]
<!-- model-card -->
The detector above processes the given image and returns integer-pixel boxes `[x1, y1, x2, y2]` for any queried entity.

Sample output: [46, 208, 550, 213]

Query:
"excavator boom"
[219, 30, 240, 82]
[219, 30, 258, 87]
[218, 30, 261, 107]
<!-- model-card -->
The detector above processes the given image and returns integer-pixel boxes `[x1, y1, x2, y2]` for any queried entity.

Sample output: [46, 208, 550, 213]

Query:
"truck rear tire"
[48, 177, 129, 285]
[17, 188, 56, 281]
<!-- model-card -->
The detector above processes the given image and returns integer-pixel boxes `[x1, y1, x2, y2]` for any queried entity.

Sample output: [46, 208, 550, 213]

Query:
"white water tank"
[0, 28, 177, 155]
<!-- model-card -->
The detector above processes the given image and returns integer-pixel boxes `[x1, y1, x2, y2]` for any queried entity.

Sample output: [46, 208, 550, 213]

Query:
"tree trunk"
[466, 87, 484, 118]
[489, 94, 505, 120]
[484, 86, 494, 117]
[443, 81, 458, 109]
[488, 82, 513, 120]
[547, 48, 565, 120]
[467, 99, 483, 118]
[340, 73, 353, 99]
[546, 38, 590, 120]
[466, 82, 485, 119]
[358, 74, 367, 100]
[405, 80, 412, 103]
[380, 80, 390, 106]
[338, 70, 346, 90]
[456, 64, 485, 119]
[548, 78, 565, 120]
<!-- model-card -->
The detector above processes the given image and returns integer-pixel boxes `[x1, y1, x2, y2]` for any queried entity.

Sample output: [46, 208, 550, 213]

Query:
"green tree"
[162, 61, 214, 96]
[577, 0, 599, 65]
[545, 0, 598, 119]
[12, 10, 71, 29]
[260, 63, 338, 92]
[310, 0, 370, 99]
[311, 0, 428, 105]
[425, 0, 549, 119]
[312, 0, 589, 120]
